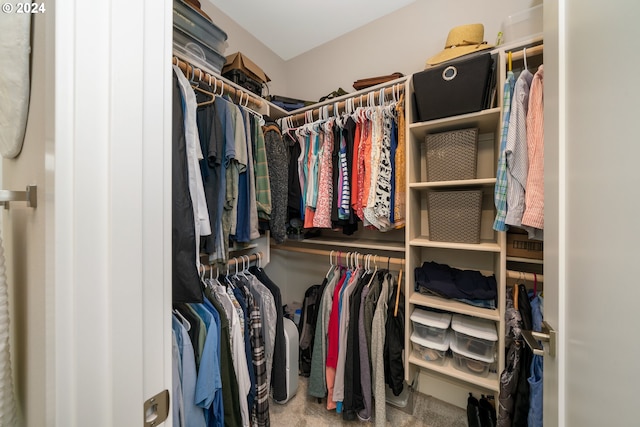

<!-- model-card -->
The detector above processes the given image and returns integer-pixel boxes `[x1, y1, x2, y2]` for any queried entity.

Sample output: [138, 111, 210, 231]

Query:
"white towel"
[0, 228, 17, 425]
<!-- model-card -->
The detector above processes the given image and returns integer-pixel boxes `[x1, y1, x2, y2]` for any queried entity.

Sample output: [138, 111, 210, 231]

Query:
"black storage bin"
[222, 69, 264, 96]
[413, 53, 495, 122]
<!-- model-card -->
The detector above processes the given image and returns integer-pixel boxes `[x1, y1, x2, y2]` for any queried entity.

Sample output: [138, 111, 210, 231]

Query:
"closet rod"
[272, 245, 405, 270]
[172, 56, 264, 109]
[202, 251, 263, 273]
[507, 270, 544, 283]
[286, 76, 407, 124]
[510, 44, 544, 61]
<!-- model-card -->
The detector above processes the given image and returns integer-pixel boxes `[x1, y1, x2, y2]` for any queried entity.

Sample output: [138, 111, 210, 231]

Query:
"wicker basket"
[425, 128, 478, 182]
[428, 190, 483, 243]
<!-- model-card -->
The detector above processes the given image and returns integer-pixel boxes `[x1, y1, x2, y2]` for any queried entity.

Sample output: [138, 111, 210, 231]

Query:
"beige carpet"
[270, 377, 467, 427]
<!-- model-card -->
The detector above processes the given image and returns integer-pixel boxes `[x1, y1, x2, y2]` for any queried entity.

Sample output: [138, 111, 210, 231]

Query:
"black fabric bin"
[222, 69, 264, 96]
[413, 53, 494, 122]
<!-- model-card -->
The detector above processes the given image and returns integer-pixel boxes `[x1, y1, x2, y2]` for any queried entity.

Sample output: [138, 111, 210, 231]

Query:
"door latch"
[144, 390, 169, 427]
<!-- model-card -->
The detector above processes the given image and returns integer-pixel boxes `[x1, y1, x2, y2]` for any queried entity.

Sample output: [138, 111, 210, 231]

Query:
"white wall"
[284, 0, 540, 101]
[3, 10, 50, 427]
[200, 1, 289, 97]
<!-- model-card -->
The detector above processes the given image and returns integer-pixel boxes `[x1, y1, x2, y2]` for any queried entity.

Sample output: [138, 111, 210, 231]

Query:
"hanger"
[173, 308, 192, 331]
[523, 47, 528, 71]
[508, 51, 513, 72]
[394, 263, 403, 317]
[366, 255, 378, 287]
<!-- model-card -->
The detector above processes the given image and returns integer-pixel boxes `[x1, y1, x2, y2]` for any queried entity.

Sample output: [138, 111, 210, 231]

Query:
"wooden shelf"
[408, 352, 499, 392]
[409, 237, 501, 253]
[409, 108, 501, 136]
[280, 238, 405, 253]
[409, 292, 500, 322]
[409, 178, 496, 189]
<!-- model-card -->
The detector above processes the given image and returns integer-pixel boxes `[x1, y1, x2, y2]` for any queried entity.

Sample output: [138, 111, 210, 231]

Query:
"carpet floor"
[269, 376, 468, 427]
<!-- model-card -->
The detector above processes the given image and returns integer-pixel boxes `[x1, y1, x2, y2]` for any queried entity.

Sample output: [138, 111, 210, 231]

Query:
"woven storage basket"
[425, 128, 478, 182]
[428, 189, 482, 243]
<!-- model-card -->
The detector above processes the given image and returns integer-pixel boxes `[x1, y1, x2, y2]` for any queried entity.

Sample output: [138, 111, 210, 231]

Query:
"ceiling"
[208, 0, 416, 60]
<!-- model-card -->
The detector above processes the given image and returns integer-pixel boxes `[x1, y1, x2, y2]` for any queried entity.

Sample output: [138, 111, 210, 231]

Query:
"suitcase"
[413, 53, 495, 122]
[273, 317, 299, 404]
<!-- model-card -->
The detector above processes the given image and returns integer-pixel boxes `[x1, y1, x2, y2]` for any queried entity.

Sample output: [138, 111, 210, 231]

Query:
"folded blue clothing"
[414, 261, 497, 303]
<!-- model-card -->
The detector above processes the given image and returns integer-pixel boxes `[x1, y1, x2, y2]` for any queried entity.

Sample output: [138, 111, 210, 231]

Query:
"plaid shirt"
[493, 71, 515, 231]
[254, 120, 272, 221]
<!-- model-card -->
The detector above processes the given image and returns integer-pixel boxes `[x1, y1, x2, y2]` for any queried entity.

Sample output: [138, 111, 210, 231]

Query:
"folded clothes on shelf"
[414, 261, 497, 308]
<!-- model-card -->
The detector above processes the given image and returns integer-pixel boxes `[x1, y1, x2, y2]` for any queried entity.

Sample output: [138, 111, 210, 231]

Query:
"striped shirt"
[505, 70, 533, 227]
[493, 71, 516, 231]
[522, 65, 545, 231]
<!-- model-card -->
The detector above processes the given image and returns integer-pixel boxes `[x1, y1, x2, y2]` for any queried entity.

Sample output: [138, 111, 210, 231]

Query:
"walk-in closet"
[4, 0, 640, 426]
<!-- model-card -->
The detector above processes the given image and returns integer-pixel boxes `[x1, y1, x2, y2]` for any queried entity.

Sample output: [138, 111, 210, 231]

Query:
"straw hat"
[426, 24, 493, 66]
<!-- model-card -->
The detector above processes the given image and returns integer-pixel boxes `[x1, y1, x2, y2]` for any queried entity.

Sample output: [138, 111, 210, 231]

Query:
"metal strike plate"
[144, 389, 169, 427]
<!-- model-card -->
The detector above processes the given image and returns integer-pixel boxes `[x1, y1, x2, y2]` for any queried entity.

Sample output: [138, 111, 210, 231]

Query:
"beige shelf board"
[409, 178, 497, 189]
[286, 238, 406, 252]
[409, 292, 500, 321]
[506, 256, 544, 265]
[409, 237, 501, 253]
[409, 108, 501, 135]
[408, 352, 500, 392]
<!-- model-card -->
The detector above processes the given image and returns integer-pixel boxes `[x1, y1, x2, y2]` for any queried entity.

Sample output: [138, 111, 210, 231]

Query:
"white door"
[545, 0, 640, 425]
[52, 0, 174, 425]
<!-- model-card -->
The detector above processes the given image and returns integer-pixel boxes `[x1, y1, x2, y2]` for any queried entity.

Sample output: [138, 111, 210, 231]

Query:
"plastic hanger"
[523, 47, 528, 71]
[366, 255, 378, 287]
[173, 308, 192, 331]
[508, 51, 513, 72]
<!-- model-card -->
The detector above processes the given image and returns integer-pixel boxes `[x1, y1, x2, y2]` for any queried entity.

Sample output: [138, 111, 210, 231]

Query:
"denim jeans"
[527, 355, 543, 427]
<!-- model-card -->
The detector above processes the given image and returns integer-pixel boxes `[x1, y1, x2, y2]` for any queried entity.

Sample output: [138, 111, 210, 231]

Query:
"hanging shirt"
[333, 268, 363, 409]
[212, 97, 236, 264]
[252, 116, 272, 222]
[204, 286, 242, 427]
[229, 104, 248, 238]
[522, 65, 545, 233]
[389, 111, 398, 224]
[173, 66, 211, 264]
[494, 70, 516, 232]
[187, 304, 221, 427]
[313, 119, 335, 228]
[308, 266, 340, 398]
[217, 286, 251, 427]
[337, 118, 351, 219]
[246, 273, 277, 393]
[173, 315, 207, 427]
[371, 273, 391, 427]
[296, 128, 308, 219]
[505, 70, 533, 228]
[394, 95, 406, 228]
[172, 330, 185, 427]
[262, 120, 287, 243]
[355, 115, 370, 221]
[372, 106, 394, 230]
[363, 108, 384, 229]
